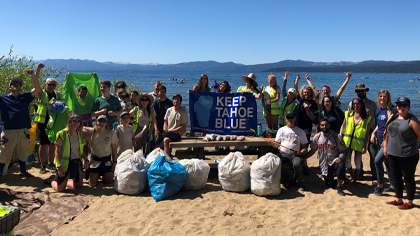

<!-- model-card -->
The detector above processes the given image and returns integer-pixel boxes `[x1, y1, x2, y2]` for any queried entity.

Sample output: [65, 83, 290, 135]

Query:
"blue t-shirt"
[0, 92, 34, 130]
[376, 105, 396, 145]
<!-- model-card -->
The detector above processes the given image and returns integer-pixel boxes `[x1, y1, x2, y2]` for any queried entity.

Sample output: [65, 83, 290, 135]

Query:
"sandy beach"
[1, 149, 420, 236]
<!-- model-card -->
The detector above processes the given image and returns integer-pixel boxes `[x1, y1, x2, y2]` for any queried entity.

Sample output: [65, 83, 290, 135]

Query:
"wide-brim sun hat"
[134, 93, 154, 105]
[241, 73, 258, 87]
[355, 83, 369, 92]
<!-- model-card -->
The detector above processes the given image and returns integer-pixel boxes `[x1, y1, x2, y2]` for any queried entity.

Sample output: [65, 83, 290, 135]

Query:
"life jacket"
[34, 90, 62, 123]
[279, 99, 298, 126]
[262, 86, 280, 116]
[132, 106, 154, 141]
[342, 111, 372, 152]
[53, 128, 84, 172]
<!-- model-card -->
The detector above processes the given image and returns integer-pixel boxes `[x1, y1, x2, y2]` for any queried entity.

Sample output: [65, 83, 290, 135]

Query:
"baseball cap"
[97, 115, 107, 121]
[288, 88, 297, 94]
[286, 111, 295, 117]
[10, 75, 23, 85]
[120, 111, 129, 118]
[395, 97, 410, 106]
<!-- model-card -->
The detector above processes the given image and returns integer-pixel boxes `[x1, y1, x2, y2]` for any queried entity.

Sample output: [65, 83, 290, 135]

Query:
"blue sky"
[2, 0, 419, 65]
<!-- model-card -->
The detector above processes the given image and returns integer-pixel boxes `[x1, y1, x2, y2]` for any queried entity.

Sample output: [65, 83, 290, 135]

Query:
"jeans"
[374, 146, 394, 186]
[368, 141, 378, 178]
[388, 154, 419, 200]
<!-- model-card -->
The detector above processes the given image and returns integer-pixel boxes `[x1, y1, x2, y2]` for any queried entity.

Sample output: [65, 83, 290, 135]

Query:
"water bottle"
[257, 123, 262, 136]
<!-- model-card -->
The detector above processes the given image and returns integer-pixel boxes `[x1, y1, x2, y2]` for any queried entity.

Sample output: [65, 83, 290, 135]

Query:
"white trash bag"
[250, 152, 282, 196]
[218, 152, 250, 192]
[179, 159, 210, 190]
[146, 148, 172, 165]
[114, 149, 150, 195]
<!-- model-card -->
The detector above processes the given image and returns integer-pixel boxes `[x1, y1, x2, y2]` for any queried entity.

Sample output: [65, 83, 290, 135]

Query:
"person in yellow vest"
[49, 114, 88, 192]
[35, 78, 63, 174]
[279, 72, 299, 128]
[340, 97, 372, 183]
[131, 93, 156, 154]
[261, 73, 281, 130]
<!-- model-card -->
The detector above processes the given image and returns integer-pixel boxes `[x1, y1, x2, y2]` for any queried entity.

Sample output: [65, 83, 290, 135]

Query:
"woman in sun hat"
[131, 93, 156, 153]
[383, 97, 420, 210]
[237, 73, 262, 99]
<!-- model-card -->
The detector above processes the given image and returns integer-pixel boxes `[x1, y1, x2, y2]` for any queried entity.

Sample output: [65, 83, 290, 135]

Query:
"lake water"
[64, 70, 420, 130]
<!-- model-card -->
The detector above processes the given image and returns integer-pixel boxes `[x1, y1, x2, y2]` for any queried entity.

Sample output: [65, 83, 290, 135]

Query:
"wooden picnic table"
[169, 137, 276, 159]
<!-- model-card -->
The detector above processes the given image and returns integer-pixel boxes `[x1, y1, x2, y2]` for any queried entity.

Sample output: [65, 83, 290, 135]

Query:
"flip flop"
[44, 175, 55, 184]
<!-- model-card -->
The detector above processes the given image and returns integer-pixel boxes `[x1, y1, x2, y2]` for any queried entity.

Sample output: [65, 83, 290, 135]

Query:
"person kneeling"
[50, 114, 89, 192]
[160, 94, 188, 155]
[304, 118, 347, 196]
[269, 111, 308, 190]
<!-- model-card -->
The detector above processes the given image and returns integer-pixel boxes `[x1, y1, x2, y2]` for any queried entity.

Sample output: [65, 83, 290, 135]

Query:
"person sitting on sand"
[0, 63, 44, 180]
[160, 94, 188, 155]
[48, 114, 89, 192]
[269, 111, 308, 191]
[84, 115, 118, 187]
[304, 118, 347, 196]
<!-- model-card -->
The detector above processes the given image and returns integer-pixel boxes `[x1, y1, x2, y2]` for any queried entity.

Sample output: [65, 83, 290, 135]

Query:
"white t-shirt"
[263, 86, 281, 102]
[275, 126, 308, 154]
[55, 131, 82, 160]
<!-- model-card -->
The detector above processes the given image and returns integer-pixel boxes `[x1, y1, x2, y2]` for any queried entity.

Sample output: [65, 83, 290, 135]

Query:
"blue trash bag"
[147, 156, 186, 202]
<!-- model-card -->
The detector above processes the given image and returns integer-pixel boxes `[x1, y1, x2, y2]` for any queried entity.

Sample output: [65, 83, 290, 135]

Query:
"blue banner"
[189, 91, 257, 135]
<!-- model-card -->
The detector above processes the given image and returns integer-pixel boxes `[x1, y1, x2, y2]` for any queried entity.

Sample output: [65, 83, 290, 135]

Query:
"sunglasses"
[397, 103, 409, 108]
[72, 119, 82, 123]
[97, 119, 107, 123]
[286, 116, 295, 120]
[47, 83, 57, 87]
[355, 90, 365, 93]
[10, 81, 22, 86]
[303, 85, 311, 89]
[141, 98, 149, 101]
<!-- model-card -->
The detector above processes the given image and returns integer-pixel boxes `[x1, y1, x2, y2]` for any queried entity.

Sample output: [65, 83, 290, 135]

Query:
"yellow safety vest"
[342, 111, 372, 152]
[132, 106, 154, 140]
[53, 128, 84, 172]
[34, 90, 62, 123]
[279, 99, 298, 126]
[262, 86, 280, 116]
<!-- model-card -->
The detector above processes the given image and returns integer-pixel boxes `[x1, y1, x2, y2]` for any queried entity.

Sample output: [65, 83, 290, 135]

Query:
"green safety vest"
[342, 111, 372, 152]
[279, 99, 298, 126]
[132, 106, 154, 140]
[262, 86, 280, 116]
[34, 90, 62, 123]
[53, 128, 84, 172]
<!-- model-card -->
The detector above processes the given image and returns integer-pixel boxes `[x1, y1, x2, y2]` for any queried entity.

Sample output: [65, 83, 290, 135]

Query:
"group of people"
[0, 64, 419, 210]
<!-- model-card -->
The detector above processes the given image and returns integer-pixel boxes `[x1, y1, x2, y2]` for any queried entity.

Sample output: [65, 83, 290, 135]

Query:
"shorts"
[55, 159, 84, 185]
[88, 154, 113, 175]
[37, 122, 51, 145]
[166, 132, 181, 142]
[0, 128, 30, 164]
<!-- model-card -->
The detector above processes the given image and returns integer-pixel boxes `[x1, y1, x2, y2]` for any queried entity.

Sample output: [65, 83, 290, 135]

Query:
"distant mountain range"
[38, 59, 420, 73]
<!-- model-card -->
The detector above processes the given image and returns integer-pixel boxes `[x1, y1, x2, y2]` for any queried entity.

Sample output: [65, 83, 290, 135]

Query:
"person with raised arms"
[0, 63, 44, 180]
[35, 77, 63, 174]
[294, 74, 318, 175]
[304, 118, 347, 196]
[279, 71, 299, 128]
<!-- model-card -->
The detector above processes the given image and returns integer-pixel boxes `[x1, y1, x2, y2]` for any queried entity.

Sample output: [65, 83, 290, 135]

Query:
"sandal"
[44, 175, 55, 184]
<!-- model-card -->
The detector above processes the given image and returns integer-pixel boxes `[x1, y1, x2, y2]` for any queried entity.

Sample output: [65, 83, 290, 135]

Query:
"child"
[115, 111, 138, 157]
[121, 93, 132, 111]
[77, 86, 93, 127]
